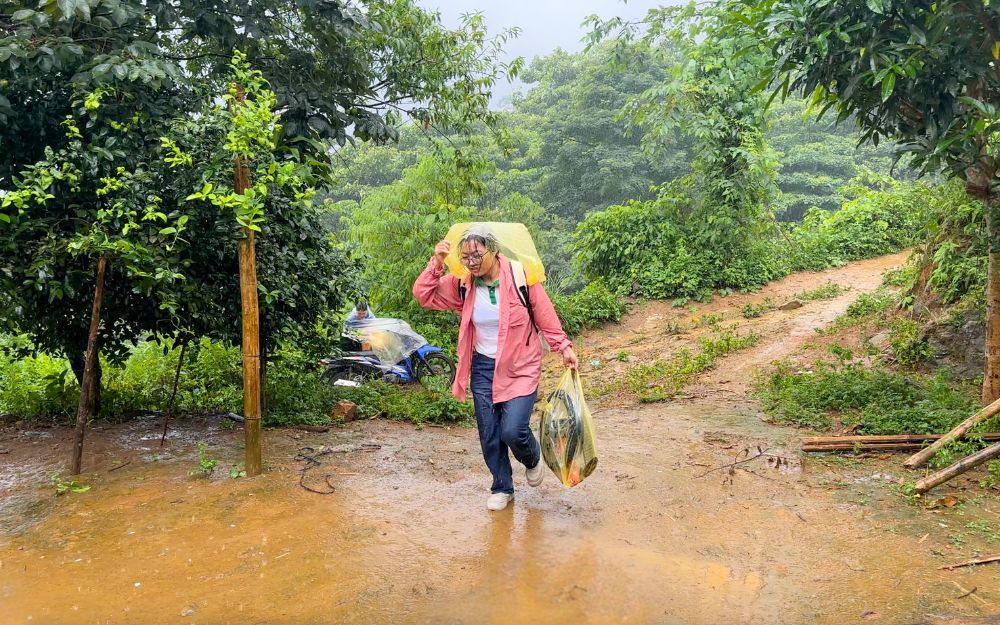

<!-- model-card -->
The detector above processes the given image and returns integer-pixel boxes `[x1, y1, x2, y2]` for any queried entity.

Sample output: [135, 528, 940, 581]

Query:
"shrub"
[888, 319, 933, 369]
[795, 282, 846, 301]
[0, 336, 78, 420]
[330, 381, 473, 424]
[551, 279, 626, 336]
[755, 361, 979, 434]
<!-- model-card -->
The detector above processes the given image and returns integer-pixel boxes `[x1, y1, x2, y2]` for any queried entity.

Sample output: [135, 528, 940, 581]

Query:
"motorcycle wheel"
[321, 366, 368, 385]
[414, 352, 456, 390]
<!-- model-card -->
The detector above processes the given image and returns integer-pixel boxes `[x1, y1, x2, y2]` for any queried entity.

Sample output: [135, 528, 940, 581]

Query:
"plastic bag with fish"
[539, 368, 598, 487]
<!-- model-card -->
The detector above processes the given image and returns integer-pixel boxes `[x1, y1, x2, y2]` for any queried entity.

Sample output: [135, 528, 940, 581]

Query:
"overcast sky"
[416, 0, 670, 107]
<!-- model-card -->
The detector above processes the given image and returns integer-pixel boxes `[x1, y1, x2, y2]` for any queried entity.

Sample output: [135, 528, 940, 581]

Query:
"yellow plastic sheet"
[443, 222, 545, 285]
[539, 369, 598, 487]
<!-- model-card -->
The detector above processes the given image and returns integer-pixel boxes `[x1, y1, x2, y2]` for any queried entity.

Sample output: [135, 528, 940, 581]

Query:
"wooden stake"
[233, 82, 262, 476]
[70, 255, 108, 475]
[913, 440, 1000, 494]
[160, 339, 187, 447]
[903, 397, 1000, 469]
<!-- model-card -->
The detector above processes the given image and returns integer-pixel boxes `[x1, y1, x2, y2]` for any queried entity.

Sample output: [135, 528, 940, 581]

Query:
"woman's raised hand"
[432, 240, 451, 269]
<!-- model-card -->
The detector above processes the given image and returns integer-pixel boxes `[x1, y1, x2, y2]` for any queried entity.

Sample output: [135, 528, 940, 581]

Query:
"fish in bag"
[540, 368, 598, 487]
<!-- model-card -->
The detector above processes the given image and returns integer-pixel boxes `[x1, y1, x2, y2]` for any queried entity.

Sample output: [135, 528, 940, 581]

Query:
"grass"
[820, 288, 898, 335]
[605, 325, 760, 402]
[754, 360, 982, 436]
[742, 299, 774, 319]
[795, 281, 847, 301]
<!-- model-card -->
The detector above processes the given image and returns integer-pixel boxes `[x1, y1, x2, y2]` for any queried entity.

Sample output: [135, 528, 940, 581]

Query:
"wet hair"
[458, 226, 499, 255]
[355, 300, 368, 312]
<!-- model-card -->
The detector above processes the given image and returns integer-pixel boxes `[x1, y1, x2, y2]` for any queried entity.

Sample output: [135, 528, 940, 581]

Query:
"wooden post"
[233, 83, 262, 476]
[903, 397, 1000, 469]
[70, 255, 108, 475]
[160, 339, 188, 447]
[913, 440, 1000, 494]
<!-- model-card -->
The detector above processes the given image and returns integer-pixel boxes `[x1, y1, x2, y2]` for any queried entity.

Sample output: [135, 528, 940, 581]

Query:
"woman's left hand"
[562, 346, 578, 369]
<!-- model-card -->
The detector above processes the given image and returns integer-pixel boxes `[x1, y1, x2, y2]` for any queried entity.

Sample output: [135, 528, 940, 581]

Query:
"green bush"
[755, 361, 980, 434]
[552, 279, 626, 336]
[888, 319, 933, 369]
[330, 380, 473, 424]
[0, 335, 78, 419]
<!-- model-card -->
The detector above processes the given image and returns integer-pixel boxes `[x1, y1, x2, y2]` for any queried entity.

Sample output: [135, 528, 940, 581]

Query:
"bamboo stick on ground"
[903, 397, 1000, 469]
[802, 433, 1000, 453]
[913, 440, 1000, 494]
[940, 554, 1000, 570]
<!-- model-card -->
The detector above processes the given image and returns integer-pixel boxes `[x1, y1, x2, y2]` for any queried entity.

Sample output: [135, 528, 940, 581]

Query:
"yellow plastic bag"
[539, 369, 598, 487]
[443, 222, 545, 285]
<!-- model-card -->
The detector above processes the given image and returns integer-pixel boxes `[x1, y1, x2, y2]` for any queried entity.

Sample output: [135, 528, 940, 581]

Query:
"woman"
[413, 228, 578, 511]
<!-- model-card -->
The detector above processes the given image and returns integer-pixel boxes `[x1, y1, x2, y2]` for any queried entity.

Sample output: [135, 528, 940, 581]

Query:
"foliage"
[1, 0, 519, 407]
[888, 319, 933, 369]
[756, 361, 979, 434]
[51, 473, 91, 495]
[550, 280, 626, 336]
[330, 381, 473, 425]
[785, 172, 927, 271]
[742, 300, 774, 318]
[191, 441, 219, 478]
[767, 98, 900, 220]
[0, 335, 78, 420]
[607, 325, 759, 402]
[717, 0, 1000, 187]
[795, 282, 846, 302]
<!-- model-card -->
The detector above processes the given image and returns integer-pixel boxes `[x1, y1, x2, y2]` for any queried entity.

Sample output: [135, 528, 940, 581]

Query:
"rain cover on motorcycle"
[442, 222, 545, 285]
[344, 318, 427, 366]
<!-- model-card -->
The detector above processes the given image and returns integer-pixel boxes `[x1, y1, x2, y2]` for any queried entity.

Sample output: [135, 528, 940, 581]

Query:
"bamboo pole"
[233, 83, 262, 476]
[903, 397, 1000, 469]
[70, 255, 108, 475]
[802, 433, 1000, 452]
[913, 440, 1000, 494]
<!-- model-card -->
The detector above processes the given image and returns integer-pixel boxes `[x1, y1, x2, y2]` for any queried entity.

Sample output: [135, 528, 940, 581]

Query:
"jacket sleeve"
[529, 282, 573, 353]
[412, 257, 463, 313]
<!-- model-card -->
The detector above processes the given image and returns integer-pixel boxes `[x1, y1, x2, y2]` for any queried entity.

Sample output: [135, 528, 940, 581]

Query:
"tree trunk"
[233, 84, 262, 476]
[69, 352, 102, 417]
[967, 167, 1000, 404]
[259, 328, 268, 418]
[70, 255, 108, 475]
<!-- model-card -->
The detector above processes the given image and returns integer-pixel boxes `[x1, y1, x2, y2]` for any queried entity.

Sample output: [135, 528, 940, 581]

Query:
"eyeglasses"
[460, 251, 489, 267]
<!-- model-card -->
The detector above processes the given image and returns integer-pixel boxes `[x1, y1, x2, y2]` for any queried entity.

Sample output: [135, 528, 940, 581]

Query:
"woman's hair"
[458, 226, 499, 254]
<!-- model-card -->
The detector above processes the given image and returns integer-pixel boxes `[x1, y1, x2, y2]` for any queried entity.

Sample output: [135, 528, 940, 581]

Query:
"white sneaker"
[486, 492, 514, 511]
[526, 462, 543, 487]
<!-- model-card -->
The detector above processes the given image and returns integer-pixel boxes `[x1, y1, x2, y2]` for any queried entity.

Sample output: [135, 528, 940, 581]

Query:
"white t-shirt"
[472, 281, 501, 358]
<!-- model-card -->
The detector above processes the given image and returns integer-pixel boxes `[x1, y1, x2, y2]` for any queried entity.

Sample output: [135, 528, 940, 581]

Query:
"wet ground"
[2, 252, 1000, 625]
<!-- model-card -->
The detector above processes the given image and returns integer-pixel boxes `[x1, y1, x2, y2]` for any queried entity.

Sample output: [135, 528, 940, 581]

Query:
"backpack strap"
[508, 260, 539, 346]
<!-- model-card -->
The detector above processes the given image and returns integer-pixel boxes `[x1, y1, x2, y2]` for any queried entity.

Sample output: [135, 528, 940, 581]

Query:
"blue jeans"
[470, 352, 540, 494]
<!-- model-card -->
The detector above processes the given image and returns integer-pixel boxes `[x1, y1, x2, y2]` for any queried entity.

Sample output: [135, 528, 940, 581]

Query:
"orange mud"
[2, 252, 1000, 625]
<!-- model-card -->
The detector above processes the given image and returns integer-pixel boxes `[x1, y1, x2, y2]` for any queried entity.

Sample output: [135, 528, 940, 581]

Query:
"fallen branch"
[107, 460, 131, 472]
[695, 446, 792, 478]
[913, 440, 1000, 494]
[904, 397, 1000, 469]
[941, 554, 1000, 570]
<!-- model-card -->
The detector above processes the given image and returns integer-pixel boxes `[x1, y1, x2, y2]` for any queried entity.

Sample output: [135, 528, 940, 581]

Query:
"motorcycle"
[319, 318, 456, 390]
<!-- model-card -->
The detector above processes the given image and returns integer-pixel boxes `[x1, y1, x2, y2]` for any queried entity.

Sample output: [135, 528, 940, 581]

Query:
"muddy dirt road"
[3, 251, 1000, 625]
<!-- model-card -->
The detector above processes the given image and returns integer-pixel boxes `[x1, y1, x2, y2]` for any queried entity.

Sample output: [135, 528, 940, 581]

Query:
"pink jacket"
[412, 254, 573, 403]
